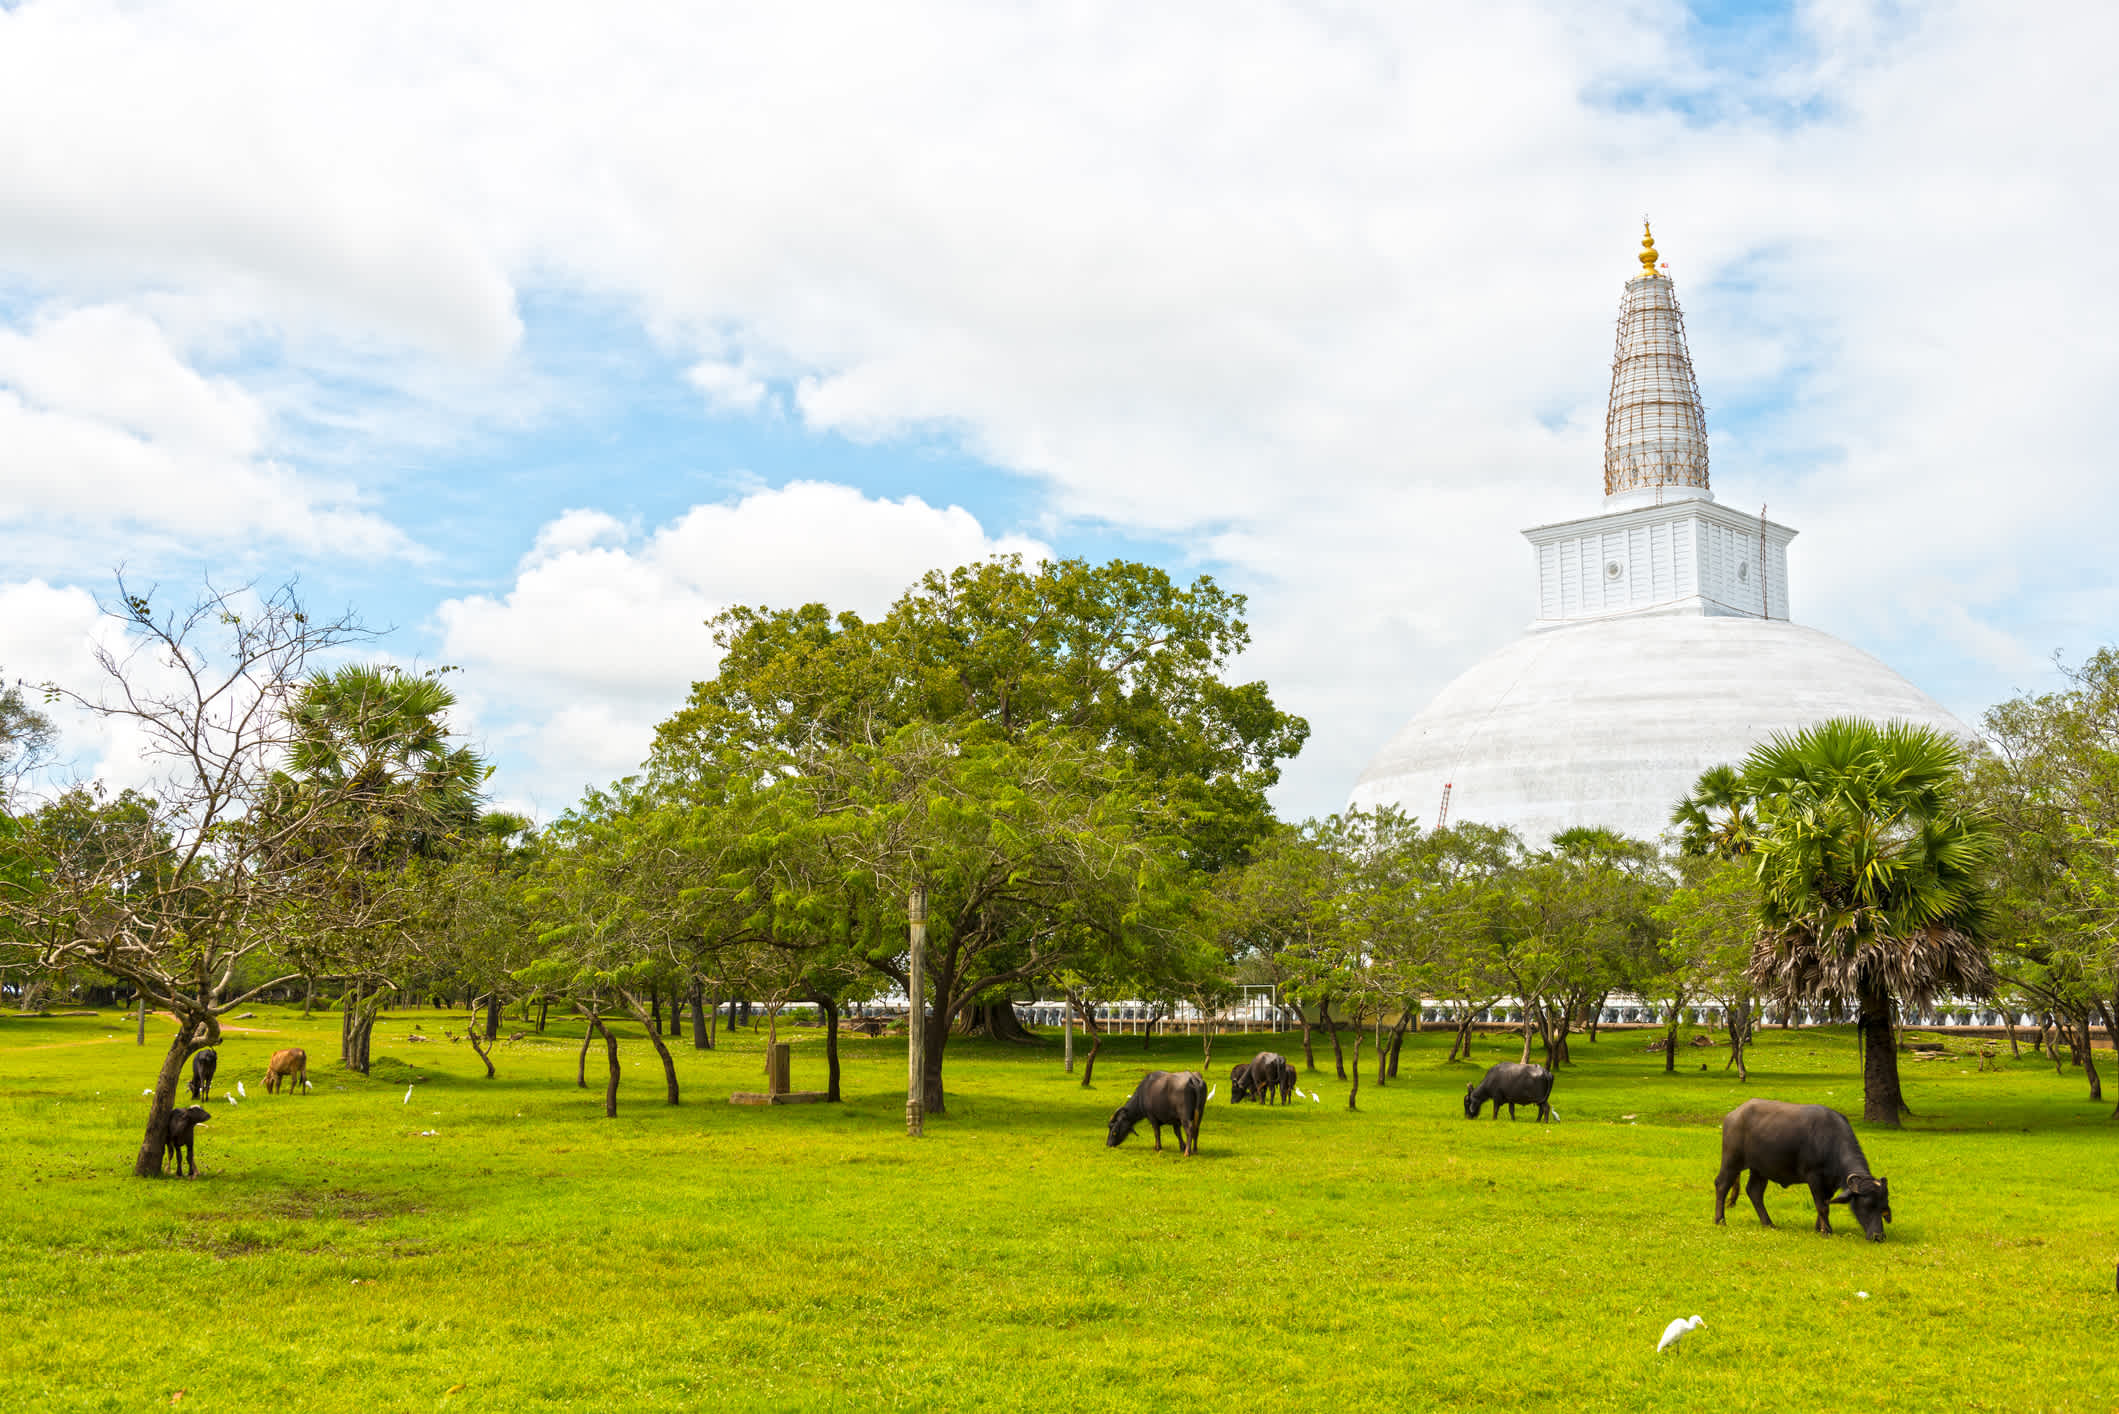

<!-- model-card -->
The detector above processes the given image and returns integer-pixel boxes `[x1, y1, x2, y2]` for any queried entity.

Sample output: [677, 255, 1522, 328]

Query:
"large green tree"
[1976, 647, 2119, 1110]
[652, 555, 1308, 870]
[1741, 718, 1997, 1126]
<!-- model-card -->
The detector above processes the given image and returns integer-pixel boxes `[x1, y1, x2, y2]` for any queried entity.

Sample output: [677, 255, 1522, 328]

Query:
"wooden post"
[767, 1042, 791, 1098]
[906, 883, 926, 1137]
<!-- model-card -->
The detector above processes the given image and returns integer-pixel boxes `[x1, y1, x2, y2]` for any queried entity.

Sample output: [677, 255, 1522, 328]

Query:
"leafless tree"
[0, 576, 425, 1176]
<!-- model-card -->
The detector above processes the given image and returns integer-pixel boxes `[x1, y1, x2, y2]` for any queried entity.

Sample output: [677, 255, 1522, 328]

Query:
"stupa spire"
[1604, 220, 1710, 505]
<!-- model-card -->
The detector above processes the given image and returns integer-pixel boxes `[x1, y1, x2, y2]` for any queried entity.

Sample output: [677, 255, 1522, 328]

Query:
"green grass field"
[1, 1008, 2114, 1412]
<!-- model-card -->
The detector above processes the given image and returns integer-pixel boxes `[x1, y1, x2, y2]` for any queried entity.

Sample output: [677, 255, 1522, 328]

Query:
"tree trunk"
[2006, 1013, 2020, 1058]
[135, 991, 148, 1046]
[1725, 1002, 1749, 1082]
[1063, 993, 1074, 1073]
[1074, 995, 1103, 1087]
[2098, 1000, 2119, 1119]
[1347, 1027, 1364, 1111]
[484, 995, 502, 1043]
[1375, 1014, 1388, 1085]
[1665, 1004, 1679, 1074]
[649, 992, 662, 1036]
[134, 1014, 216, 1178]
[340, 982, 383, 1074]
[1321, 998, 1345, 1079]
[707, 993, 720, 1049]
[690, 980, 710, 1050]
[2076, 1006, 2103, 1102]
[956, 1000, 1038, 1043]
[577, 1013, 595, 1088]
[466, 1023, 497, 1078]
[1858, 981, 1904, 1127]
[920, 1008, 948, 1115]
[1387, 1011, 1409, 1078]
[815, 994, 841, 1103]
[599, 1017, 620, 1118]
[536, 994, 549, 1034]
[618, 993, 680, 1105]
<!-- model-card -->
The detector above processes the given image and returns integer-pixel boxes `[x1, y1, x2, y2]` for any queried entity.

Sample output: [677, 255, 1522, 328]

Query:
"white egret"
[237, 1081, 246, 1098]
[1657, 1315, 1704, 1352]
[403, 1085, 414, 1104]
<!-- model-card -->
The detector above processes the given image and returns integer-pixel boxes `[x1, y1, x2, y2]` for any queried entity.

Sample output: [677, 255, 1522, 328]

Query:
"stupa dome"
[1348, 615, 1971, 845]
[1349, 224, 1972, 844]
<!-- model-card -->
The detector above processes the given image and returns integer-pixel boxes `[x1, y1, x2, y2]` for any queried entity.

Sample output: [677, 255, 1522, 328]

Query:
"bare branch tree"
[0, 576, 426, 1176]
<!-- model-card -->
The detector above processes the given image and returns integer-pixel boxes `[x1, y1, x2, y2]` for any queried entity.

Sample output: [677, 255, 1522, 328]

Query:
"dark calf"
[1229, 1062, 1258, 1104]
[1463, 1062, 1554, 1121]
[1107, 1071, 1206, 1156]
[187, 1048, 218, 1101]
[1714, 1098, 1891, 1241]
[162, 1105, 211, 1177]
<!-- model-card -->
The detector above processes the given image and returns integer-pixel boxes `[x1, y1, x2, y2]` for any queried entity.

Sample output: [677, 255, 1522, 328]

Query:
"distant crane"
[1436, 782, 1453, 830]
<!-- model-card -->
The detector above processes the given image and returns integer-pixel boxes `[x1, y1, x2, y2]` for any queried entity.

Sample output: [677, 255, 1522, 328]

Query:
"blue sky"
[3, 0, 2114, 821]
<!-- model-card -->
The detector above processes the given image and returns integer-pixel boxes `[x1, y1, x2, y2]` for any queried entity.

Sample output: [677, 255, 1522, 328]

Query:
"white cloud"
[686, 360, 769, 416]
[436, 483, 1049, 810]
[0, 579, 164, 798]
[0, 304, 410, 559]
[1, 1, 2114, 814]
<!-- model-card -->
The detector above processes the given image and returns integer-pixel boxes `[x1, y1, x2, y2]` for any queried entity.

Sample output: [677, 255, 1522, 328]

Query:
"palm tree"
[283, 664, 488, 862]
[1672, 763, 1757, 859]
[277, 664, 488, 1070]
[1740, 717, 1996, 1125]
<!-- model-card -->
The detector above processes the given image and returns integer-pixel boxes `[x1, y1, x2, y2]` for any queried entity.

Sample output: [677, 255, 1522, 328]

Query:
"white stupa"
[1349, 224, 1969, 844]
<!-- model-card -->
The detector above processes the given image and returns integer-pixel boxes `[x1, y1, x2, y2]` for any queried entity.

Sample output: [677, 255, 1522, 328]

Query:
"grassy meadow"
[1, 1007, 2114, 1412]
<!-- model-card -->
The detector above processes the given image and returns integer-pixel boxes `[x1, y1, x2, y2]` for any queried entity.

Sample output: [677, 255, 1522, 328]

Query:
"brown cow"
[264, 1047, 308, 1095]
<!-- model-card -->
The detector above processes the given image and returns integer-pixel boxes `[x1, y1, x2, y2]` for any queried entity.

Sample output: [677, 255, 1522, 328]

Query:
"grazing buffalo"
[187, 1047, 219, 1101]
[1107, 1071, 1206, 1156]
[264, 1048, 308, 1095]
[1229, 1062, 1259, 1104]
[1714, 1099, 1892, 1241]
[1463, 1062, 1554, 1121]
[162, 1105, 212, 1177]
[1247, 1052, 1295, 1105]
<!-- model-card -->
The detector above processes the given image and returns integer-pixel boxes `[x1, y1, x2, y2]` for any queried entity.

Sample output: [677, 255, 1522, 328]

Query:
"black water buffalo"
[162, 1105, 212, 1177]
[1107, 1071, 1206, 1156]
[187, 1047, 218, 1101]
[1714, 1099, 1892, 1241]
[1463, 1062, 1554, 1121]
[1248, 1052, 1295, 1105]
[1229, 1062, 1259, 1104]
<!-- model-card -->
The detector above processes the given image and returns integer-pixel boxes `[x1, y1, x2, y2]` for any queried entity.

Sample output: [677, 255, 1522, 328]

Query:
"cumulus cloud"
[436, 483, 1049, 809]
[0, 579, 167, 797]
[0, 1, 2113, 813]
[0, 304, 410, 560]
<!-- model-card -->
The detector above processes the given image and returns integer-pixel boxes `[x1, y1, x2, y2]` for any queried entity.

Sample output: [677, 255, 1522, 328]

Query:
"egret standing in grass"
[1657, 1316, 1704, 1352]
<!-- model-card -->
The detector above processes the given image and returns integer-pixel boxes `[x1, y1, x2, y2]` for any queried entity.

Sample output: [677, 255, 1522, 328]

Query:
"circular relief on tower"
[1604, 560, 1625, 581]
[1737, 561, 1751, 583]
